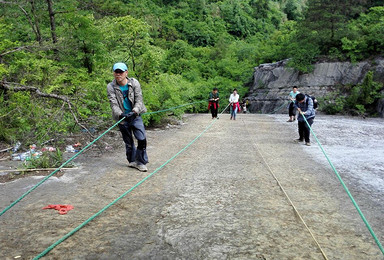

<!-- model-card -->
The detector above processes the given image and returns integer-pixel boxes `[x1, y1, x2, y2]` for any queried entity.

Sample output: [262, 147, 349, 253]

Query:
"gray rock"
[247, 57, 384, 117]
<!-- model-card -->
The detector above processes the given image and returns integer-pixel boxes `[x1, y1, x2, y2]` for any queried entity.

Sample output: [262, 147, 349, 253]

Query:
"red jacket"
[208, 101, 219, 110]
[232, 102, 241, 112]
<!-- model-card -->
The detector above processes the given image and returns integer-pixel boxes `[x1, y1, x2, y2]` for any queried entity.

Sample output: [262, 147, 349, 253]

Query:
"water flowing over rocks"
[247, 57, 384, 116]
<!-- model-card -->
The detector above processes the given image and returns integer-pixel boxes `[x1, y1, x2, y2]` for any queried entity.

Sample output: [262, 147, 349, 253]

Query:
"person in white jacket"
[228, 89, 241, 120]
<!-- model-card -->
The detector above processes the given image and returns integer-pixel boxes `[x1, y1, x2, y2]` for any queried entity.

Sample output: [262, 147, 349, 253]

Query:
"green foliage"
[347, 71, 383, 115]
[285, 0, 381, 69]
[283, 0, 306, 21]
[298, 0, 368, 55]
[259, 21, 297, 63]
[24, 149, 64, 169]
[321, 93, 345, 115]
[2, 0, 381, 145]
[58, 13, 105, 73]
[322, 72, 384, 116]
[341, 7, 384, 62]
[287, 40, 320, 73]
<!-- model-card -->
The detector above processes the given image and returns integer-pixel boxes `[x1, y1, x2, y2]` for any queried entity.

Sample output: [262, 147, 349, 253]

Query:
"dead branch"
[0, 147, 12, 153]
[0, 80, 96, 138]
[0, 43, 58, 57]
[0, 46, 32, 57]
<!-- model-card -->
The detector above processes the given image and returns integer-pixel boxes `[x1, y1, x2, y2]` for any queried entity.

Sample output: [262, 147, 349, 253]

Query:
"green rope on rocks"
[33, 103, 231, 259]
[301, 113, 384, 256]
[0, 100, 206, 217]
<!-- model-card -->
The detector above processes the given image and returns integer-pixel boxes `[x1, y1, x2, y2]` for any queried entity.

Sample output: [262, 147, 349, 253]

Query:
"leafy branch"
[0, 80, 95, 138]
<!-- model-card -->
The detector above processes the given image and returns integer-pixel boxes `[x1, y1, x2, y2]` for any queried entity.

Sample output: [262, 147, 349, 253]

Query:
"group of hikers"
[107, 61, 316, 173]
[207, 86, 317, 146]
[208, 88, 247, 120]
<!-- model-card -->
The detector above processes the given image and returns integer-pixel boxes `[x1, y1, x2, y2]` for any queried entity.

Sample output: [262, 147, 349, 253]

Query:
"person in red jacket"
[229, 89, 241, 120]
[208, 88, 220, 119]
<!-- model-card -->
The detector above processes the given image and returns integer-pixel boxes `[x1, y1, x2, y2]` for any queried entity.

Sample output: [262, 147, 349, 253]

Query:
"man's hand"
[298, 108, 306, 115]
[119, 111, 137, 122]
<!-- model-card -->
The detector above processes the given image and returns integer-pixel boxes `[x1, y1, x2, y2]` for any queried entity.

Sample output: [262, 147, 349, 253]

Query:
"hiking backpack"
[305, 95, 318, 109]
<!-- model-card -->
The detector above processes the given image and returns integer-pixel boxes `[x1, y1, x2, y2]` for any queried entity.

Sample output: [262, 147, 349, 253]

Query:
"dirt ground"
[0, 113, 383, 259]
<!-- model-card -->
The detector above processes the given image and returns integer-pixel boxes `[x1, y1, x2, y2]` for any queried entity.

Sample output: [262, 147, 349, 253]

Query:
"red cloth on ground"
[43, 204, 74, 215]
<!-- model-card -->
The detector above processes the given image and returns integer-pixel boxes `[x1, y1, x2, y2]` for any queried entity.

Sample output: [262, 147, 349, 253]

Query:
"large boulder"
[247, 57, 384, 117]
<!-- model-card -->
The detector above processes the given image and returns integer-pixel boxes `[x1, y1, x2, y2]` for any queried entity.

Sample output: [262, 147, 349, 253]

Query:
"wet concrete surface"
[0, 113, 383, 259]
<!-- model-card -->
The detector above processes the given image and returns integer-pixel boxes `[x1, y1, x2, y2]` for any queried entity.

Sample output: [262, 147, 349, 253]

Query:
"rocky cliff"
[246, 57, 384, 117]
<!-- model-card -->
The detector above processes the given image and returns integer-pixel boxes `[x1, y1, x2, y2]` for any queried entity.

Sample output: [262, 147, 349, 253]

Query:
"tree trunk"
[81, 41, 93, 73]
[29, 0, 42, 45]
[46, 0, 57, 44]
[0, 1, 41, 44]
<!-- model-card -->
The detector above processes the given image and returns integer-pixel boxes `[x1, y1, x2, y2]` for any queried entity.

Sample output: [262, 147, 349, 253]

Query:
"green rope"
[301, 113, 384, 256]
[0, 119, 123, 217]
[33, 103, 230, 259]
[144, 100, 206, 115]
[0, 100, 205, 217]
[270, 100, 289, 114]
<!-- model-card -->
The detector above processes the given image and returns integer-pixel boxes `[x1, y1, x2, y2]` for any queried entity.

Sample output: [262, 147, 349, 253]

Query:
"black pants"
[211, 104, 218, 118]
[118, 116, 148, 165]
[298, 118, 314, 143]
[288, 102, 296, 117]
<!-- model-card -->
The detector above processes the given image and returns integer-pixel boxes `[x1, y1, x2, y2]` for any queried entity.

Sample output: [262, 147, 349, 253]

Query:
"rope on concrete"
[242, 118, 329, 260]
[301, 113, 384, 256]
[0, 100, 206, 217]
[33, 104, 231, 259]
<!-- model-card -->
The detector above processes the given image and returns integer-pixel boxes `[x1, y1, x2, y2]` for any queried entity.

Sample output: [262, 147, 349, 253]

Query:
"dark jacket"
[294, 96, 315, 121]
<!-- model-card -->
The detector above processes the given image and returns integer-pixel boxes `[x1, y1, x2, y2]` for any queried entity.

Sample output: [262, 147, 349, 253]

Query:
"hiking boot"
[305, 142, 311, 146]
[287, 119, 293, 122]
[295, 138, 304, 143]
[135, 163, 148, 172]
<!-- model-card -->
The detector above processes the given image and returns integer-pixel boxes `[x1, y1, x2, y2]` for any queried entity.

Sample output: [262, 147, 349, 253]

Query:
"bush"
[24, 149, 64, 169]
[342, 7, 384, 61]
[321, 92, 345, 115]
[322, 71, 383, 116]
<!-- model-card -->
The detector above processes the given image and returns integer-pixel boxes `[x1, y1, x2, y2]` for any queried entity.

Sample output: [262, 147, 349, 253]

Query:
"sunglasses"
[114, 69, 125, 74]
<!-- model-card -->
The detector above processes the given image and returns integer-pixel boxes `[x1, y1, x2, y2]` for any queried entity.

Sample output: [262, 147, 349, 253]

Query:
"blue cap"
[112, 62, 128, 72]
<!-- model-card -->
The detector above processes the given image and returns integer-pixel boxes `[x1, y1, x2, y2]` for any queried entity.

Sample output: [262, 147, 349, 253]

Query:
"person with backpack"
[287, 86, 300, 122]
[107, 62, 149, 172]
[294, 93, 316, 146]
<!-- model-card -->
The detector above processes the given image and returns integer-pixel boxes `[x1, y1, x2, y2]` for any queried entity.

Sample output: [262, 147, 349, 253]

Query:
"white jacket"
[229, 93, 239, 103]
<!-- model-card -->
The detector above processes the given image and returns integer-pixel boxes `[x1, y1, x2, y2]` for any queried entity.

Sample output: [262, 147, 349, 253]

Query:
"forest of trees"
[0, 0, 383, 145]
